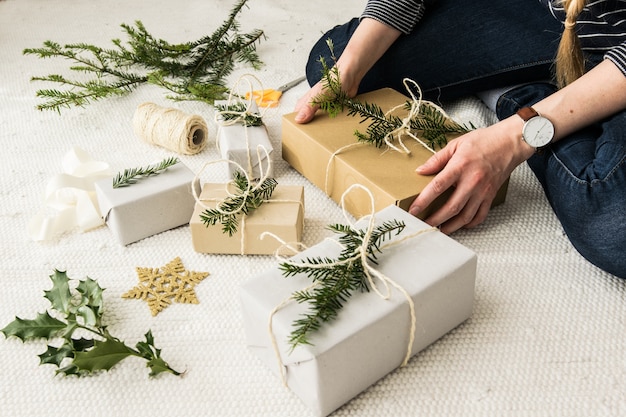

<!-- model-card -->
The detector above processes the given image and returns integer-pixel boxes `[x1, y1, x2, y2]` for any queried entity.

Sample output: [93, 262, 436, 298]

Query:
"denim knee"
[305, 18, 360, 86]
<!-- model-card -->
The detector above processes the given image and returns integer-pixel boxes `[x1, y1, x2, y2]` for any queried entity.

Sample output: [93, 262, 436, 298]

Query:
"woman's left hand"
[408, 116, 533, 234]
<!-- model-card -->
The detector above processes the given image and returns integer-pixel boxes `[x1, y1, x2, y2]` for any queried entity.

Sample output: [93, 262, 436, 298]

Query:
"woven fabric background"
[1, 1, 624, 416]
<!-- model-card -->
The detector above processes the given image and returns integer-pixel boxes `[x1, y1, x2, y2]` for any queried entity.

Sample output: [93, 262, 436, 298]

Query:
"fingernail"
[409, 206, 419, 216]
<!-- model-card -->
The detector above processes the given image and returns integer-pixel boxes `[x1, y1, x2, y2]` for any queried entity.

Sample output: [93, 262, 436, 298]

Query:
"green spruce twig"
[215, 102, 264, 127]
[199, 171, 277, 236]
[311, 39, 473, 150]
[23, 0, 264, 112]
[1, 270, 181, 377]
[279, 219, 406, 349]
[112, 156, 180, 188]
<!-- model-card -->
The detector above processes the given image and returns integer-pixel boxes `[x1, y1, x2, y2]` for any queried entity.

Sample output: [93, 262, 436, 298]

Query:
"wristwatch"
[516, 107, 554, 152]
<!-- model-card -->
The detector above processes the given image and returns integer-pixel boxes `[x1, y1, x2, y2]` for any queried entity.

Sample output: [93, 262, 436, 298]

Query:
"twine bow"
[324, 78, 447, 196]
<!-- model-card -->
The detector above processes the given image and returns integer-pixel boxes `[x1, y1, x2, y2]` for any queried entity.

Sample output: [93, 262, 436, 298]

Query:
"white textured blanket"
[1, 1, 624, 416]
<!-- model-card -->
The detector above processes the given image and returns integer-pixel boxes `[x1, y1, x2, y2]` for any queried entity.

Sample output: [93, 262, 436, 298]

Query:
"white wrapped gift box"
[95, 162, 200, 245]
[240, 204, 477, 416]
[215, 100, 273, 180]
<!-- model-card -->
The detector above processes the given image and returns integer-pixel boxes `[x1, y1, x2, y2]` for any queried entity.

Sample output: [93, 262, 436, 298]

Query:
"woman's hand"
[409, 116, 533, 234]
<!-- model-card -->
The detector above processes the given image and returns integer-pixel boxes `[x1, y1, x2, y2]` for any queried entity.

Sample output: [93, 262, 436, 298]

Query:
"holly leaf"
[75, 277, 105, 313]
[147, 356, 181, 377]
[38, 342, 74, 367]
[72, 338, 134, 373]
[38, 337, 95, 367]
[1, 311, 68, 341]
[43, 270, 72, 314]
[136, 331, 181, 377]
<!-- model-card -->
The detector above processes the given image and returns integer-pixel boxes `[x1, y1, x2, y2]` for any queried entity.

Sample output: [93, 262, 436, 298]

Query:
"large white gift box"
[95, 162, 200, 245]
[215, 100, 273, 180]
[240, 205, 477, 416]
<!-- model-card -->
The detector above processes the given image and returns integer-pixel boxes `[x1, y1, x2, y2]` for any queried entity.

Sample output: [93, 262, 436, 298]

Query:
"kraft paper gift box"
[215, 100, 273, 180]
[189, 182, 304, 255]
[282, 88, 508, 219]
[240, 204, 477, 417]
[95, 163, 200, 245]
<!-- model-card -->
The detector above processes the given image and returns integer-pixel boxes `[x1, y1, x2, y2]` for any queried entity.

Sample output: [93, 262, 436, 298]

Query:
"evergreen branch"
[199, 171, 277, 236]
[310, 39, 473, 150]
[23, 0, 264, 112]
[279, 219, 406, 349]
[112, 157, 180, 188]
[215, 102, 264, 126]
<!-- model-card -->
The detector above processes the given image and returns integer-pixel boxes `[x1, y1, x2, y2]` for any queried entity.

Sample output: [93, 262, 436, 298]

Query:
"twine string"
[265, 183, 437, 386]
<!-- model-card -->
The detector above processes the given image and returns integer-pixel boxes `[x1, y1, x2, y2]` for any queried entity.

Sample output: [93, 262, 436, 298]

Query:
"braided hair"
[554, 0, 587, 87]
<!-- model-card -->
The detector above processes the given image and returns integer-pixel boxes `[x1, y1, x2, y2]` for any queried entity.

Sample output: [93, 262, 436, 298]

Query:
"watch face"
[523, 116, 554, 148]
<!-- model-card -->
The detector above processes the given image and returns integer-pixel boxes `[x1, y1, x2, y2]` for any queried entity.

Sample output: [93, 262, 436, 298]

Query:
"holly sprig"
[199, 171, 277, 236]
[1, 270, 181, 377]
[279, 219, 406, 349]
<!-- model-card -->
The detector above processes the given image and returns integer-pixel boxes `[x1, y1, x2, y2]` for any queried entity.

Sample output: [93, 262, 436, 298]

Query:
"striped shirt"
[361, 0, 626, 76]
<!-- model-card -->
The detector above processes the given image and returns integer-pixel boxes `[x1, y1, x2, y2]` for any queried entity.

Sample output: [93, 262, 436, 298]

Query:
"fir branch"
[215, 102, 264, 127]
[112, 156, 180, 188]
[310, 39, 473, 150]
[279, 219, 406, 349]
[1, 270, 181, 377]
[23, 0, 264, 112]
[199, 171, 277, 236]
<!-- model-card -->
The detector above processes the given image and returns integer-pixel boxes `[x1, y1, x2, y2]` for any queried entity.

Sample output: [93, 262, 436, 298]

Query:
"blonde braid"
[555, 0, 587, 88]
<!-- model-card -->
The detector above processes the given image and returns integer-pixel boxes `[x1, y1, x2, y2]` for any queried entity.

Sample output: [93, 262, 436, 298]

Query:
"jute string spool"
[133, 102, 209, 155]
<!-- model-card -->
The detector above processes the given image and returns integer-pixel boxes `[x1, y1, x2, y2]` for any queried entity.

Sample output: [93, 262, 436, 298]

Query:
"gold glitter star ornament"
[122, 257, 209, 316]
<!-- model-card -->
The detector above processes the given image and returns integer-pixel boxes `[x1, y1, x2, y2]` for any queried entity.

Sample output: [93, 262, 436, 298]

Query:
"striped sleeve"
[361, 0, 426, 35]
[605, 41, 626, 76]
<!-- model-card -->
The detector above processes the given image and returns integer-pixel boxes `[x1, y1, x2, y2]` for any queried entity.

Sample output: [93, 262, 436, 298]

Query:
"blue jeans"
[305, 0, 562, 101]
[304, 1, 626, 278]
[498, 84, 626, 279]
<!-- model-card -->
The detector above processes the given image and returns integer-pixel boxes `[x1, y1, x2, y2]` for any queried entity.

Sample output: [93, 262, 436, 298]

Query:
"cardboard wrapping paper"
[240, 205, 477, 417]
[282, 88, 508, 219]
[189, 183, 304, 255]
[215, 100, 274, 180]
[95, 163, 200, 245]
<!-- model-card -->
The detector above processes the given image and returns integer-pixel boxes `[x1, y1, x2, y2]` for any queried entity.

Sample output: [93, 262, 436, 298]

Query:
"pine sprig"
[112, 156, 180, 188]
[23, 0, 264, 112]
[215, 102, 264, 127]
[199, 171, 277, 236]
[279, 219, 406, 349]
[311, 39, 473, 149]
[1, 270, 181, 377]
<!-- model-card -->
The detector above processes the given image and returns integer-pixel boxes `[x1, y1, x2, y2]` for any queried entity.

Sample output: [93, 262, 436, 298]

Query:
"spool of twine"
[133, 102, 209, 155]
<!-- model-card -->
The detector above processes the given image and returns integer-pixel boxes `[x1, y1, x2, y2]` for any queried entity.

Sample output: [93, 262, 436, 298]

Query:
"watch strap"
[517, 106, 539, 122]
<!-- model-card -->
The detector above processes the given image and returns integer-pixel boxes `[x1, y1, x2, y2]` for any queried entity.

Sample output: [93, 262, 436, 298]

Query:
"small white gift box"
[240, 204, 477, 416]
[95, 162, 199, 245]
